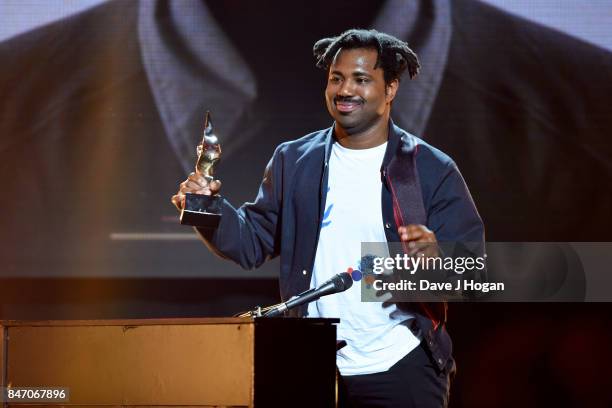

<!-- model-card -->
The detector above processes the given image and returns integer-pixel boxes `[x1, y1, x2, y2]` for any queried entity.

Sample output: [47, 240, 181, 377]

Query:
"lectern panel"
[6, 323, 253, 406]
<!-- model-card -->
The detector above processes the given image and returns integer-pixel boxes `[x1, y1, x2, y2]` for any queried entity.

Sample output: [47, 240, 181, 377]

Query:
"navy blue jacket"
[200, 120, 484, 373]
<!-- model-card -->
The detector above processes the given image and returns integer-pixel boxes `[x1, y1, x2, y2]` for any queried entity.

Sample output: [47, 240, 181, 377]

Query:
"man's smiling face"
[325, 47, 397, 135]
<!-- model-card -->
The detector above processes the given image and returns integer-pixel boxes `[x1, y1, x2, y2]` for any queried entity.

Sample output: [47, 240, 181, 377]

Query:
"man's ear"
[385, 79, 399, 103]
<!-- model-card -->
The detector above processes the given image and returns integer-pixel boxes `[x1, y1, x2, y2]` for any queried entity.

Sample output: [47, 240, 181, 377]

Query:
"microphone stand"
[234, 293, 309, 318]
[234, 290, 318, 318]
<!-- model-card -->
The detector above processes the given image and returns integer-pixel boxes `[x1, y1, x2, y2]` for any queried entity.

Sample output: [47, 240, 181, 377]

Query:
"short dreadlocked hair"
[313, 29, 420, 84]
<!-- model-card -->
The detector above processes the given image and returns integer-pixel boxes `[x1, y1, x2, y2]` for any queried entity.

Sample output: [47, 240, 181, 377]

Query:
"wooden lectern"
[0, 317, 338, 407]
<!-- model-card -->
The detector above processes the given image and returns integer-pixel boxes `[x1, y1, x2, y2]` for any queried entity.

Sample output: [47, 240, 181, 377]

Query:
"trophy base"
[180, 193, 222, 228]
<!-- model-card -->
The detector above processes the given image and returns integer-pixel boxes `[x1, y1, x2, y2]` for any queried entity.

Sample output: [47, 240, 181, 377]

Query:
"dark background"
[1, 1, 611, 406]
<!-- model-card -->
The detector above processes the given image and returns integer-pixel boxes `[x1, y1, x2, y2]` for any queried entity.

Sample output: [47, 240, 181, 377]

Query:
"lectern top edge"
[0, 317, 339, 327]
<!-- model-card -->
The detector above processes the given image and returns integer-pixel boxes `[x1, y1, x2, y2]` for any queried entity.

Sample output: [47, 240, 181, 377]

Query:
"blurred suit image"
[1, 0, 611, 279]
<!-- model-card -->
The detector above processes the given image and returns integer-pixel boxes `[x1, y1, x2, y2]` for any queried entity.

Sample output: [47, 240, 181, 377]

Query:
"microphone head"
[333, 272, 354, 292]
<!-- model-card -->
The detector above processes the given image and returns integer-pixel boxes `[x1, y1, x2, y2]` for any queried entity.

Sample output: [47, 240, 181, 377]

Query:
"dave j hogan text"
[372, 279, 504, 294]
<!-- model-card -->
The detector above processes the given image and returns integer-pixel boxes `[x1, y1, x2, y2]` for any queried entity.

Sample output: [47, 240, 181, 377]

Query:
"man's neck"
[335, 115, 390, 149]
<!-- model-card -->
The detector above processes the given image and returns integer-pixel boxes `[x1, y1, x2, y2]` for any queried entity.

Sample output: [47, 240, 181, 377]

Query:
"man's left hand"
[398, 224, 439, 258]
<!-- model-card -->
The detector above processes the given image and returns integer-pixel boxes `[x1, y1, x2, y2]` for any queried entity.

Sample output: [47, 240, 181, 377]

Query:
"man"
[173, 29, 484, 407]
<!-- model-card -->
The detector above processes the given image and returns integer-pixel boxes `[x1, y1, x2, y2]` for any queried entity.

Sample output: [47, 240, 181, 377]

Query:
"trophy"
[180, 111, 223, 228]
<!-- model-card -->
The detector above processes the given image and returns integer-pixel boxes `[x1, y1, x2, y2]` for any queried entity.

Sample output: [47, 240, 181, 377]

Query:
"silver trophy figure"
[180, 111, 223, 227]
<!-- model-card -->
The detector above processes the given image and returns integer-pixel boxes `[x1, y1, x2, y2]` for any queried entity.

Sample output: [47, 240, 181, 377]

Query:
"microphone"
[263, 272, 354, 317]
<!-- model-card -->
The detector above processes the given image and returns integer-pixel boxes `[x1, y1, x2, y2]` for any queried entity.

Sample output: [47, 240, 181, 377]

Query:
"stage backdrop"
[1, 0, 611, 280]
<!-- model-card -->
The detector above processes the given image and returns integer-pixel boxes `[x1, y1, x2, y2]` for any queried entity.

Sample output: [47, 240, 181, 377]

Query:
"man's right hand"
[171, 172, 222, 211]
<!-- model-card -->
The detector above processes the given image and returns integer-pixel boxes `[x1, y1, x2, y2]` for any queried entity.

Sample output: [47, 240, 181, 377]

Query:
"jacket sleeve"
[428, 160, 484, 244]
[196, 146, 284, 270]
[427, 161, 487, 296]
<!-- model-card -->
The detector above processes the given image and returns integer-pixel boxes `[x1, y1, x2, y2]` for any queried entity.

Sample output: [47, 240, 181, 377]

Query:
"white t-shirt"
[307, 141, 421, 376]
